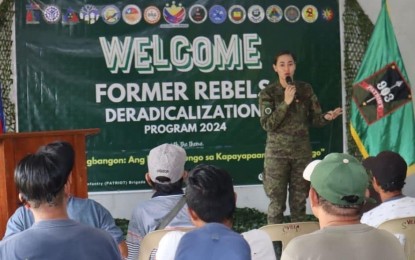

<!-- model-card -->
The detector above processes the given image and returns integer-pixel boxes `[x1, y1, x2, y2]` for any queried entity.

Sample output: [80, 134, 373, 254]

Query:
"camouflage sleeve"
[308, 88, 330, 127]
[259, 89, 289, 132]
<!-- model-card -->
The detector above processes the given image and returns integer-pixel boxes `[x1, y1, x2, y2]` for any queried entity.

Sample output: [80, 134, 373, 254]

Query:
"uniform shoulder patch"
[262, 101, 273, 115]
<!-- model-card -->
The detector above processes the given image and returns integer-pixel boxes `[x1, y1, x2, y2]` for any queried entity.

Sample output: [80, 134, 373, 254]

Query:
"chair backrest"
[259, 221, 320, 250]
[378, 216, 415, 260]
[138, 227, 194, 260]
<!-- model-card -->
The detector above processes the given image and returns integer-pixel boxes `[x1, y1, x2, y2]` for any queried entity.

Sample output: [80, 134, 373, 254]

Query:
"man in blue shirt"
[4, 196, 126, 250]
[174, 164, 251, 260]
[3, 141, 127, 258]
[0, 143, 122, 260]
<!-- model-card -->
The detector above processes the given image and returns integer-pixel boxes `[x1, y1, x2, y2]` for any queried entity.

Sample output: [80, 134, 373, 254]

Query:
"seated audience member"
[281, 153, 405, 260]
[126, 144, 193, 260]
[361, 151, 415, 227]
[174, 164, 251, 260]
[3, 141, 127, 258]
[0, 149, 121, 259]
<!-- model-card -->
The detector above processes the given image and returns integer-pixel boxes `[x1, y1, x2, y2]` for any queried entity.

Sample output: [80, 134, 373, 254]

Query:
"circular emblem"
[266, 5, 283, 23]
[284, 5, 300, 23]
[144, 6, 161, 24]
[209, 5, 227, 24]
[80, 4, 100, 24]
[122, 5, 141, 25]
[248, 5, 265, 23]
[322, 8, 334, 21]
[163, 2, 186, 25]
[302, 5, 318, 23]
[258, 172, 263, 181]
[43, 5, 61, 24]
[228, 5, 246, 24]
[264, 107, 272, 115]
[62, 7, 80, 25]
[189, 4, 207, 24]
[101, 5, 121, 25]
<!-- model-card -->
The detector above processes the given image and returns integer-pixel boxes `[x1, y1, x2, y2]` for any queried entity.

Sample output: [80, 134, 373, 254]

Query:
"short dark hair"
[185, 164, 235, 223]
[149, 178, 184, 194]
[274, 50, 297, 65]
[14, 151, 69, 208]
[37, 141, 74, 175]
[316, 190, 363, 217]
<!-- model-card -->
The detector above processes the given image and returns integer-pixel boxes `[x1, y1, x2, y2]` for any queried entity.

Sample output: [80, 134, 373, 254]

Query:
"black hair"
[37, 141, 74, 175]
[14, 151, 70, 208]
[149, 178, 185, 194]
[378, 180, 405, 192]
[185, 164, 236, 223]
[315, 190, 363, 217]
[273, 50, 297, 65]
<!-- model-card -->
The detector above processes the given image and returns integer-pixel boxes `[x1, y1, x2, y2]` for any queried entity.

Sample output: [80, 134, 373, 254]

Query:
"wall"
[90, 185, 271, 219]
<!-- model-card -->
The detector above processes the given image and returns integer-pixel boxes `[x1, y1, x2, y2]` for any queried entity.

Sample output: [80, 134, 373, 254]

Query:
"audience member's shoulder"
[80, 222, 116, 239]
[68, 196, 88, 205]
[176, 225, 250, 259]
[11, 205, 31, 217]
[130, 197, 154, 214]
[259, 83, 275, 95]
[0, 228, 28, 244]
[360, 205, 379, 220]
[70, 196, 110, 210]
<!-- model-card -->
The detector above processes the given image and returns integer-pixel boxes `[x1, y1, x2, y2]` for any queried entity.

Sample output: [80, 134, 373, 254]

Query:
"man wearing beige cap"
[126, 144, 193, 260]
[281, 153, 405, 260]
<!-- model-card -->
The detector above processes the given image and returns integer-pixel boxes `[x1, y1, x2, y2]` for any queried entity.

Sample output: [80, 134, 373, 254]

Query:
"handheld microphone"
[285, 76, 299, 102]
[285, 76, 294, 85]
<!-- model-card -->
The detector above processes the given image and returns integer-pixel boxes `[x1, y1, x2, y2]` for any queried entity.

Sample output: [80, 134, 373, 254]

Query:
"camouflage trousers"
[263, 156, 310, 224]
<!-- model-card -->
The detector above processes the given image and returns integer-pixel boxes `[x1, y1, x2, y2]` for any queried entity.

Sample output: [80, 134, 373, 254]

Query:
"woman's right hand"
[284, 85, 296, 105]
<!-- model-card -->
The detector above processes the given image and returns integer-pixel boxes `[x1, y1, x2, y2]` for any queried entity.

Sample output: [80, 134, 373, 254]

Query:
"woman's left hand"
[324, 107, 342, 121]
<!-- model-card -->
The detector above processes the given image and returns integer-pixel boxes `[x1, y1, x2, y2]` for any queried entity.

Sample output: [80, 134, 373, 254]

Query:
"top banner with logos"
[15, 0, 342, 191]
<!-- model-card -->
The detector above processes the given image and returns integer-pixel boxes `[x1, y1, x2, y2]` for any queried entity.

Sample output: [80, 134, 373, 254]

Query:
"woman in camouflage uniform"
[259, 50, 342, 224]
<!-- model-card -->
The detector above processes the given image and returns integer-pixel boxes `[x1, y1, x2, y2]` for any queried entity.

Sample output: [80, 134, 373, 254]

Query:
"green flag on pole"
[350, 0, 415, 174]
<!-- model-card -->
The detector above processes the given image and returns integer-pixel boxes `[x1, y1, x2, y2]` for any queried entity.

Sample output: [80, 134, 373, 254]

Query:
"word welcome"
[99, 34, 262, 74]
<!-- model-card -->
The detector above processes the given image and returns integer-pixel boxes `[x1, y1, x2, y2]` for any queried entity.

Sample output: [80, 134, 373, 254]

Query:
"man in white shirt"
[361, 151, 415, 227]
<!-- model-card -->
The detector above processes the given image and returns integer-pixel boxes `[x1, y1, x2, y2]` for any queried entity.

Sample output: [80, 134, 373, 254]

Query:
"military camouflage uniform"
[259, 80, 329, 224]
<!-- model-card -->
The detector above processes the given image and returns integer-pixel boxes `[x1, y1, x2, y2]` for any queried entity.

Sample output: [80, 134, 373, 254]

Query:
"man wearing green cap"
[281, 153, 405, 260]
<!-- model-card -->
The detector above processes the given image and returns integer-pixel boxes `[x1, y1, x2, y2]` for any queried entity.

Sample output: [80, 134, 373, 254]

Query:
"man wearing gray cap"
[361, 151, 415, 227]
[126, 143, 193, 260]
[281, 153, 405, 260]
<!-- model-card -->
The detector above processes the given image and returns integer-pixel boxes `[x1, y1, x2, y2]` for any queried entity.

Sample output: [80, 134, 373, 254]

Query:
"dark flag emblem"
[353, 62, 412, 125]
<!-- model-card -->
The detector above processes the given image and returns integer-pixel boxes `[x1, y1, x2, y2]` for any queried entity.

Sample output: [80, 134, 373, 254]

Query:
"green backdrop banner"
[16, 0, 342, 191]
